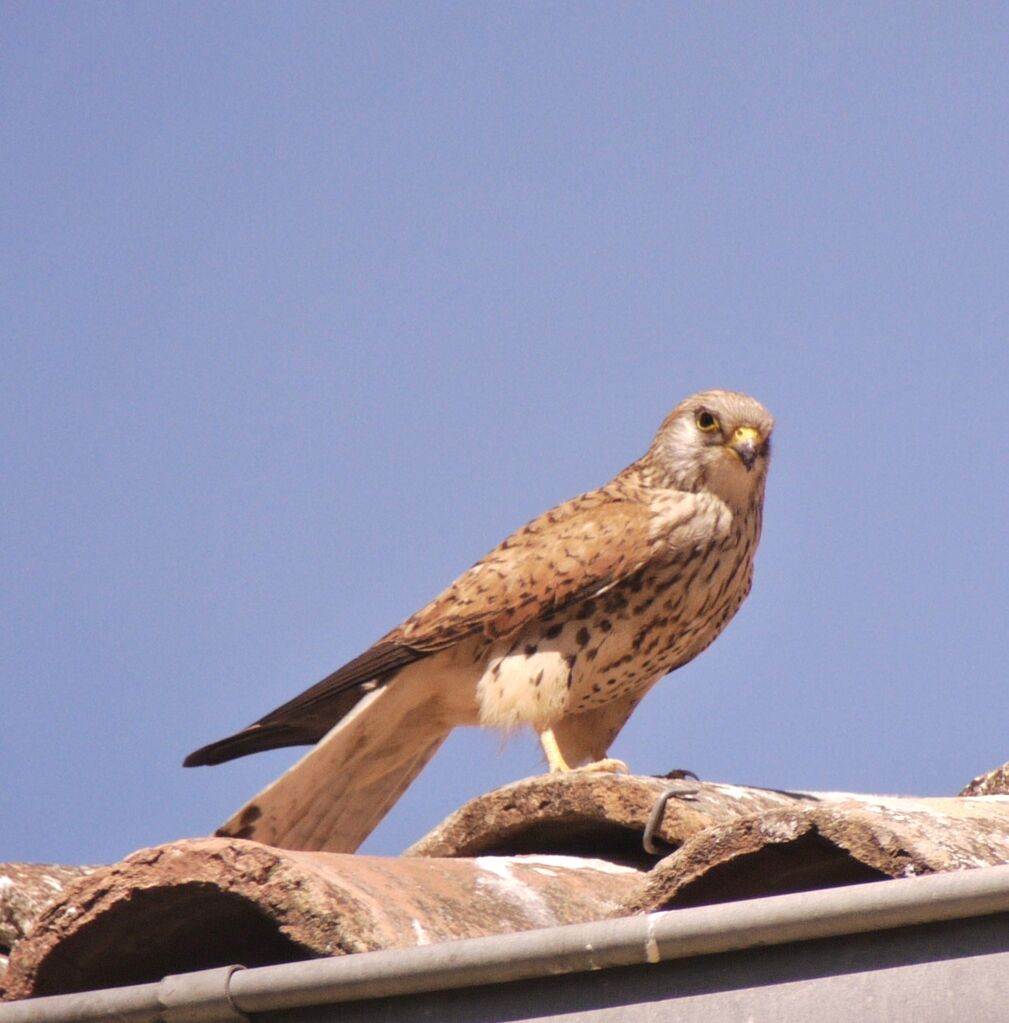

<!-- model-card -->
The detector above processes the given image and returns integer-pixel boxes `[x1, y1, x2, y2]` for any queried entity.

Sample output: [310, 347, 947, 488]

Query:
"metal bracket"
[643, 773, 701, 855]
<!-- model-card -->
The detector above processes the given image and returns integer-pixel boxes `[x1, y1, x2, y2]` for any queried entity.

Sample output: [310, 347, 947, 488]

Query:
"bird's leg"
[538, 728, 629, 774]
[539, 727, 572, 772]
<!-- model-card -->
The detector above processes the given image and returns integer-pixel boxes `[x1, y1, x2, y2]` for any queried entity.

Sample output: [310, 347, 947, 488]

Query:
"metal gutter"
[4, 864, 1009, 1022]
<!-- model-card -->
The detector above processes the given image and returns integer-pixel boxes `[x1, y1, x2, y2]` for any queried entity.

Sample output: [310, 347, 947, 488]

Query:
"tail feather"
[213, 670, 454, 852]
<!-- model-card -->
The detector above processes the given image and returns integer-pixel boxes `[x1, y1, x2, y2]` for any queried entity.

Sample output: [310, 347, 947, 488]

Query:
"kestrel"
[186, 389, 774, 852]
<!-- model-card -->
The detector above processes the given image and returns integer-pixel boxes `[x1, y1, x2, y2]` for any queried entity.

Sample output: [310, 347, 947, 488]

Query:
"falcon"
[185, 389, 774, 852]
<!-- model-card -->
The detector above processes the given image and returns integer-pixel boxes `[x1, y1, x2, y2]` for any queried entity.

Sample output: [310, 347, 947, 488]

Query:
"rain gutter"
[3, 863, 1009, 1022]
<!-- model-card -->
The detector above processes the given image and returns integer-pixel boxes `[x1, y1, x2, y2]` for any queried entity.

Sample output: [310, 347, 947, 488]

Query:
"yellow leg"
[539, 727, 571, 772]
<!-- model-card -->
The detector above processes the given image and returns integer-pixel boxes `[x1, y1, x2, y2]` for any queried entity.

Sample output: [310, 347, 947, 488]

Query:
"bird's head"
[646, 389, 774, 508]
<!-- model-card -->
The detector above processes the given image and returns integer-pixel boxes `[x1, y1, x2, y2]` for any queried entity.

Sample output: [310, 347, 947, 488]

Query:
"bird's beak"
[730, 426, 761, 471]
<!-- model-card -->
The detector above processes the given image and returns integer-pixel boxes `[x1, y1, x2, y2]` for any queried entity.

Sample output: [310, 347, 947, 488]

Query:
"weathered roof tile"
[6, 767, 1009, 1001]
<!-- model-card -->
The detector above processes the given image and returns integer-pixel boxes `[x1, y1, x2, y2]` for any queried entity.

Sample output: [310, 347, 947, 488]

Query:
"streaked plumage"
[186, 389, 774, 852]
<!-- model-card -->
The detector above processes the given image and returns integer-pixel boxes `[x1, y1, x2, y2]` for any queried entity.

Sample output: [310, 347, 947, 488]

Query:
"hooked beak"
[731, 426, 762, 471]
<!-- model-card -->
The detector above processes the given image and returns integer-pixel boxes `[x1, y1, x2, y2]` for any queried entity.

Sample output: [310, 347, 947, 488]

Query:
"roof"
[2, 862, 1009, 1022]
[3, 762, 1009, 1014]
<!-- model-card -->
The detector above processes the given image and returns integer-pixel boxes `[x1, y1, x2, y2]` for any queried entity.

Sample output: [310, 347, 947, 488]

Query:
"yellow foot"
[573, 757, 629, 774]
[538, 728, 630, 775]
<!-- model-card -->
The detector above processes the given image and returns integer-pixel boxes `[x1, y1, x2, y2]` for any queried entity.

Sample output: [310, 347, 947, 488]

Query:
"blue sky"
[4, 3, 1009, 866]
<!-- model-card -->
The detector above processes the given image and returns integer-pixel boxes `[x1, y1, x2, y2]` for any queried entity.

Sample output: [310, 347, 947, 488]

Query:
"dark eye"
[695, 410, 719, 433]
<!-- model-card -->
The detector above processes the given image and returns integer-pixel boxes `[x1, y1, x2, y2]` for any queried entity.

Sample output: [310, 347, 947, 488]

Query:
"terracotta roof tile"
[6, 768, 1009, 1001]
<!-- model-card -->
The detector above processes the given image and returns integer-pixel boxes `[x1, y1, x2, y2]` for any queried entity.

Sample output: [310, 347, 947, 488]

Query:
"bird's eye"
[695, 411, 719, 433]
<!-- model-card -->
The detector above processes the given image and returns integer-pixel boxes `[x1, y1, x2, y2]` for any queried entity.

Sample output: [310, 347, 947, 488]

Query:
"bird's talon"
[575, 757, 629, 774]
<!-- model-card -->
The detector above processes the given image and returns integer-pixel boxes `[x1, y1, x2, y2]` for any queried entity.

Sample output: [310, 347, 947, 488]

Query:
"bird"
[185, 389, 774, 853]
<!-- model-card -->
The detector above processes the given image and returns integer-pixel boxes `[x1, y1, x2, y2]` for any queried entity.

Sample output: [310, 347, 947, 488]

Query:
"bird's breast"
[473, 509, 760, 731]
[475, 641, 575, 730]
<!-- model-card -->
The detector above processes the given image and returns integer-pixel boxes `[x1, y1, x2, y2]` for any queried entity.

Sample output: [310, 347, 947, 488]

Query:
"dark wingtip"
[182, 732, 266, 768]
[183, 741, 234, 767]
[182, 722, 321, 768]
[181, 646, 417, 768]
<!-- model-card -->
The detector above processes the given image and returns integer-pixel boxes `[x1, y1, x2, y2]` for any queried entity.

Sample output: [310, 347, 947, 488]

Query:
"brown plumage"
[186, 389, 774, 852]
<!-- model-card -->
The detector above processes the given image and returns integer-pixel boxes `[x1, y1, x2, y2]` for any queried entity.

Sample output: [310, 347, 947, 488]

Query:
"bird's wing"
[183, 642, 424, 766]
[186, 487, 691, 769]
[393, 488, 682, 648]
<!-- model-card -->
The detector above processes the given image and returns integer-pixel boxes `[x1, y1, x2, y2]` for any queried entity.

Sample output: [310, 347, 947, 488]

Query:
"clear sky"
[4, 3, 1009, 867]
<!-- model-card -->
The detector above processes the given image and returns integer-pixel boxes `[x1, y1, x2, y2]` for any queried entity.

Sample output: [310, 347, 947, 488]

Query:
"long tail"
[213, 669, 453, 853]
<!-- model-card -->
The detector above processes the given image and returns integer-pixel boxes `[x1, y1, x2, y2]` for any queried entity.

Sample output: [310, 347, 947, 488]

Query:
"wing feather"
[183, 641, 423, 766]
[185, 484, 689, 767]
[392, 487, 673, 648]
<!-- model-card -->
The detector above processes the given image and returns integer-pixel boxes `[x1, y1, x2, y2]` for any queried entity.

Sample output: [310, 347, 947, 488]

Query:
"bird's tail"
[213, 671, 454, 853]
